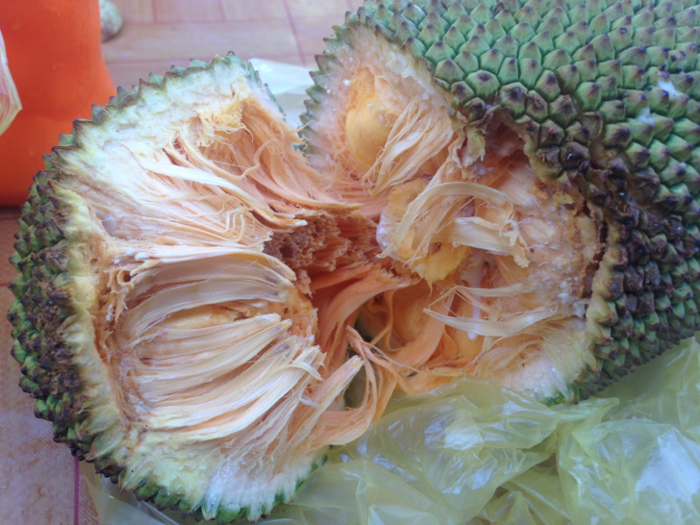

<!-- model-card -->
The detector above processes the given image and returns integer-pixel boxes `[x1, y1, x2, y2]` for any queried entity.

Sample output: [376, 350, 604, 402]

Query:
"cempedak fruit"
[7, 0, 700, 522]
[301, 0, 700, 403]
[7, 55, 390, 522]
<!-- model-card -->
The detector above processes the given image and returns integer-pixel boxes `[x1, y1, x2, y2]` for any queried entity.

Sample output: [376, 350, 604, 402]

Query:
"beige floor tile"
[107, 58, 191, 89]
[154, 0, 224, 23]
[79, 470, 101, 525]
[112, 0, 155, 23]
[0, 216, 19, 286]
[287, 0, 350, 18]
[222, 0, 288, 21]
[294, 17, 341, 66]
[0, 206, 20, 220]
[0, 288, 79, 525]
[103, 18, 298, 62]
[106, 55, 304, 89]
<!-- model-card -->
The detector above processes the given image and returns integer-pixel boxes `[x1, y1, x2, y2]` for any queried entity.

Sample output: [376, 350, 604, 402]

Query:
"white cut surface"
[54, 58, 383, 521]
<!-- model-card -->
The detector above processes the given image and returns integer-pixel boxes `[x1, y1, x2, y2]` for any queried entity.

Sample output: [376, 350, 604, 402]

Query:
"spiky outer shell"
[302, 0, 700, 403]
[6, 55, 334, 524]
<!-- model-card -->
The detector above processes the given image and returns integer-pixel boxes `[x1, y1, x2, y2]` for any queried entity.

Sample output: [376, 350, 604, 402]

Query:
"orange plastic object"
[0, 0, 115, 205]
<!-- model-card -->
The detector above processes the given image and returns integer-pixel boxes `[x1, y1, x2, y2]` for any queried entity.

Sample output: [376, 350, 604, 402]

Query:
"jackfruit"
[7, 56, 390, 522]
[7, 0, 700, 522]
[301, 0, 700, 403]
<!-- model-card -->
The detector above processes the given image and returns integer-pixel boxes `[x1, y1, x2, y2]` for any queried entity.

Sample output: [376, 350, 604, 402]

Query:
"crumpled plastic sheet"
[81, 61, 700, 524]
[0, 27, 21, 136]
[85, 337, 700, 525]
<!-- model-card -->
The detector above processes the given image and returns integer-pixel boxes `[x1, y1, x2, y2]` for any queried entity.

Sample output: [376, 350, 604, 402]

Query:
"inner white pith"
[307, 26, 601, 398]
[58, 62, 386, 520]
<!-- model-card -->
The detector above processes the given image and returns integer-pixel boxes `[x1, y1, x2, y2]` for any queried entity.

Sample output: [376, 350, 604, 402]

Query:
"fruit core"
[305, 34, 604, 397]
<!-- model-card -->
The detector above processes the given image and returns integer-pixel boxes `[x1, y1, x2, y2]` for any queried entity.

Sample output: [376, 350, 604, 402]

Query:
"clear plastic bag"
[86, 338, 700, 525]
[0, 27, 21, 136]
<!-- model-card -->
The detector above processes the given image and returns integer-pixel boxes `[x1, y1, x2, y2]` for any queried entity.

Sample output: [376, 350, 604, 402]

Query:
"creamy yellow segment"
[308, 27, 602, 400]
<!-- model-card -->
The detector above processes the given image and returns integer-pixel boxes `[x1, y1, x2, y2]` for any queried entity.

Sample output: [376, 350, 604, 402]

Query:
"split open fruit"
[7, 0, 700, 522]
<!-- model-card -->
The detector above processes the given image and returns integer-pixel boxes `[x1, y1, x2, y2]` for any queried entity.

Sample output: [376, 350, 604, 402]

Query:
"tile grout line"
[150, 19, 228, 25]
[281, 0, 307, 67]
[105, 54, 302, 65]
[74, 456, 80, 525]
[218, 0, 226, 20]
[110, 18, 338, 26]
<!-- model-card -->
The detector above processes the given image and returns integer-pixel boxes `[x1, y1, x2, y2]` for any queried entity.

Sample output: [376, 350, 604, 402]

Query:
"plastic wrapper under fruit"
[82, 337, 700, 525]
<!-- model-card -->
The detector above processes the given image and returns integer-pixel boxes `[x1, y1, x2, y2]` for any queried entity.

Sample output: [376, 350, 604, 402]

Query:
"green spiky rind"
[7, 53, 308, 523]
[302, 0, 700, 404]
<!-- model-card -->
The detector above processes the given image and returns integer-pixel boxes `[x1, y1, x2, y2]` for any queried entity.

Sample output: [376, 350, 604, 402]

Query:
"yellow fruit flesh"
[308, 33, 601, 398]
[377, 178, 471, 283]
[345, 90, 398, 171]
[378, 144, 599, 392]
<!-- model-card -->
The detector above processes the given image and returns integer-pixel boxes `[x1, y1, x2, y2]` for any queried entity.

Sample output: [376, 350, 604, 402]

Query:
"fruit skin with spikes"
[7, 54, 381, 523]
[7, 1, 700, 522]
[301, 0, 700, 404]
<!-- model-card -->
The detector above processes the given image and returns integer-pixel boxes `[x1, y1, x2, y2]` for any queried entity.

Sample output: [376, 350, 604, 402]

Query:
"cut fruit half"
[301, 1, 700, 403]
[7, 55, 388, 522]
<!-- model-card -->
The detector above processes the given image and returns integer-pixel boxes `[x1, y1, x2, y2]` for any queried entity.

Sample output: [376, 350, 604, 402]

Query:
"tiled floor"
[1, 1, 363, 523]
[0, 221, 99, 525]
[106, 0, 364, 88]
